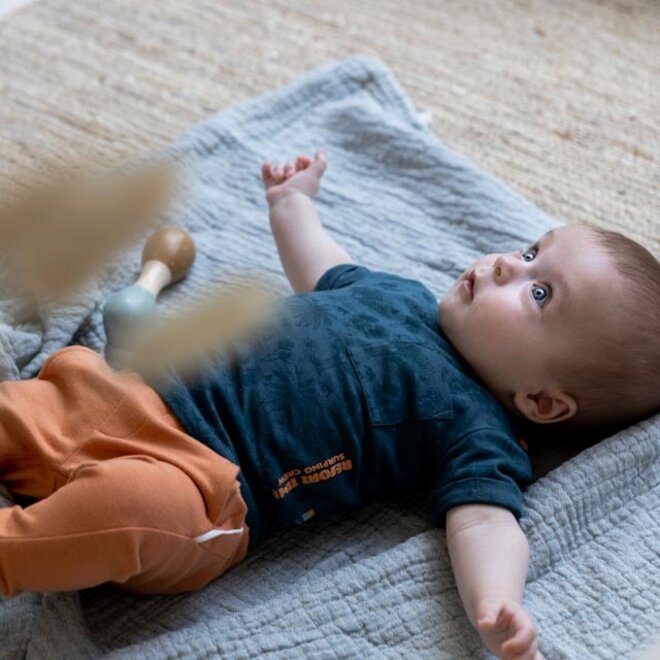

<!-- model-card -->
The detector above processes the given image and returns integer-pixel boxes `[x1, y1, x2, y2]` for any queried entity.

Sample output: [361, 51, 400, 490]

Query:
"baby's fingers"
[486, 604, 513, 632]
[261, 162, 286, 187]
[502, 626, 535, 652]
[501, 612, 539, 660]
[296, 155, 312, 170]
[261, 162, 272, 180]
[502, 636, 538, 660]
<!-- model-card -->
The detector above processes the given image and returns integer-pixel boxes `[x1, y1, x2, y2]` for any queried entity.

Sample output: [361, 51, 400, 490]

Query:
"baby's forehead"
[544, 226, 622, 304]
[539, 225, 606, 262]
[536, 224, 591, 246]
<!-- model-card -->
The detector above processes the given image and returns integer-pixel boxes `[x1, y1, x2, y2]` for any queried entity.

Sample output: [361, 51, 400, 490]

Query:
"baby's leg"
[0, 349, 110, 500]
[0, 373, 67, 500]
[0, 455, 247, 596]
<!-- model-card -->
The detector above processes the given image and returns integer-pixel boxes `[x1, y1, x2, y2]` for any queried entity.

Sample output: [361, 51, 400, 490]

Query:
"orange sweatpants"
[0, 346, 249, 597]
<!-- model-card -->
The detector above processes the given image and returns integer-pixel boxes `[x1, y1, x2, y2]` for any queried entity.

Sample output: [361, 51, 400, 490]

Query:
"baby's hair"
[555, 225, 660, 428]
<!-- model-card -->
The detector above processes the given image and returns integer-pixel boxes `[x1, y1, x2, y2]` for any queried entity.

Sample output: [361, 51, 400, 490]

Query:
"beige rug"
[0, 0, 658, 253]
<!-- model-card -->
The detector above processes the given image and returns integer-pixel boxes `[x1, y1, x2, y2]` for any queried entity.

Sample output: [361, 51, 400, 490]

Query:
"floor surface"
[0, 0, 657, 250]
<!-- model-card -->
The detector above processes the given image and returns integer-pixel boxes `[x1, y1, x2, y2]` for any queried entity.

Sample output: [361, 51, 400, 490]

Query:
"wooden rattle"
[103, 226, 196, 369]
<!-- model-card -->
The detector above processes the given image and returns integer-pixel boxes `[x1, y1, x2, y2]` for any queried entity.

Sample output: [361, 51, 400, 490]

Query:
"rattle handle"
[136, 260, 172, 298]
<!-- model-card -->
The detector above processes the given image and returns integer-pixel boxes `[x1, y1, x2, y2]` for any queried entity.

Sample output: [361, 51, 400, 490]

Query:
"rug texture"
[0, 1, 658, 256]
[0, 55, 658, 660]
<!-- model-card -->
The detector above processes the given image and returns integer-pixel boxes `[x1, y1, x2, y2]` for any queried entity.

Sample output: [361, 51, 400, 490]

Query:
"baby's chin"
[437, 292, 457, 334]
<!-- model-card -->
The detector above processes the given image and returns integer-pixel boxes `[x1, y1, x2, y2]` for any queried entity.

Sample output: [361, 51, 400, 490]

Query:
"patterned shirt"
[152, 265, 533, 547]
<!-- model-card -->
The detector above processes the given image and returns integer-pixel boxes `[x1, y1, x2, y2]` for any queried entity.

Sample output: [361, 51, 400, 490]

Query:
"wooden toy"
[103, 226, 196, 368]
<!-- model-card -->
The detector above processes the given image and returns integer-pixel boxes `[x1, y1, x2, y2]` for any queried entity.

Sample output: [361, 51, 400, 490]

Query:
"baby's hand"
[261, 150, 327, 207]
[476, 599, 543, 660]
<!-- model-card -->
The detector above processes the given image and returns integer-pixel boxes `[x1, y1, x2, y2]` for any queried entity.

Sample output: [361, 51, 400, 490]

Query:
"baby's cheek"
[473, 298, 506, 324]
[473, 303, 519, 343]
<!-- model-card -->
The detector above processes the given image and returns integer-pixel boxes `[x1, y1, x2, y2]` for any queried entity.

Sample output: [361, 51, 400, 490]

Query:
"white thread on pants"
[194, 527, 244, 543]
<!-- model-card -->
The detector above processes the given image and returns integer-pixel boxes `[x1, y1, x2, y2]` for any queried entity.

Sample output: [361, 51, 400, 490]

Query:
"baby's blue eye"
[521, 247, 536, 262]
[532, 284, 550, 307]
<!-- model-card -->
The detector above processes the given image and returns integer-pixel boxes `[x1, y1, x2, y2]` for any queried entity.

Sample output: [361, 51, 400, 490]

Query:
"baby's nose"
[492, 253, 521, 283]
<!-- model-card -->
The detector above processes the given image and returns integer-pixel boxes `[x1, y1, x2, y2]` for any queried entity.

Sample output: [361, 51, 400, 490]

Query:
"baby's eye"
[531, 284, 551, 307]
[521, 246, 537, 262]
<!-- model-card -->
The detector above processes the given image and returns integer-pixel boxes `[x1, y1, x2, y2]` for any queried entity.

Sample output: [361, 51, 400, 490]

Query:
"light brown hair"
[553, 225, 660, 429]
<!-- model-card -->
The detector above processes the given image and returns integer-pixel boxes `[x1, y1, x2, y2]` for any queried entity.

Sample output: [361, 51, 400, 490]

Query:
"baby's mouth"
[460, 269, 475, 300]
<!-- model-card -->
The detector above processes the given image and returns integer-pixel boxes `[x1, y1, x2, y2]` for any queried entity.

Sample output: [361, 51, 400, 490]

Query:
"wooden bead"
[141, 226, 196, 284]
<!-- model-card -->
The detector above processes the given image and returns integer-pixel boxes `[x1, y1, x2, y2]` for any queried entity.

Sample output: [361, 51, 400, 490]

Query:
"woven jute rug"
[0, 0, 658, 253]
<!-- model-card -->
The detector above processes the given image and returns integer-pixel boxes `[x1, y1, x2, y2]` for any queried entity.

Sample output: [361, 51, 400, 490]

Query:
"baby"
[0, 151, 658, 660]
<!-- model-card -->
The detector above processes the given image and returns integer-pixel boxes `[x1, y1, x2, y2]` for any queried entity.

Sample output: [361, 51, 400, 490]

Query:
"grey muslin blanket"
[0, 55, 658, 660]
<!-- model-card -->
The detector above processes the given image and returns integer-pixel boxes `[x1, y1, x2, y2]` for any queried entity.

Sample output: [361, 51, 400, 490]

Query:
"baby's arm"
[262, 150, 353, 293]
[446, 504, 543, 660]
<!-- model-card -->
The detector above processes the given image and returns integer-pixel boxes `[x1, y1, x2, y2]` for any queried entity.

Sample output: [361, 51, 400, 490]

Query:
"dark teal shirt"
[152, 265, 533, 547]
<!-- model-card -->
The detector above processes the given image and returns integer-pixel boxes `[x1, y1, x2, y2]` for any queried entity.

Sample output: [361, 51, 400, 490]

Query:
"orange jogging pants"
[0, 346, 249, 597]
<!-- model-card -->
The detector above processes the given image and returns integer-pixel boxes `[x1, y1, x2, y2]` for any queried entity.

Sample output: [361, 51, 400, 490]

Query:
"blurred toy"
[103, 226, 196, 369]
[0, 159, 177, 302]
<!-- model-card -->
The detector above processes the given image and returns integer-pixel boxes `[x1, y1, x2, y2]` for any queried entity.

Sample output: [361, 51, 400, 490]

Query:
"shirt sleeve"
[315, 265, 439, 328]
[314, 264, 373, 291]
[430, 426, 533, 528]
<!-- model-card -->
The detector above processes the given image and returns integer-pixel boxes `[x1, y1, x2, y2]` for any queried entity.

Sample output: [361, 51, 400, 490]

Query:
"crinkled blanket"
[0, 56, 658, 659]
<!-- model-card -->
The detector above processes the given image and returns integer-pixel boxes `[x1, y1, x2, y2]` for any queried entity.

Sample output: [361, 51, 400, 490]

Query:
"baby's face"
[439, 225, 622, 407]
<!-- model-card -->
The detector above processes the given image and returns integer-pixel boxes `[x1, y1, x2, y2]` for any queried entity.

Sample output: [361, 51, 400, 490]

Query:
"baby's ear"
[513, 389, 577, 424]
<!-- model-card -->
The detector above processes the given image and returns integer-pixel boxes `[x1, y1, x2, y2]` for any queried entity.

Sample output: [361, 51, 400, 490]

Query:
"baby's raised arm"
[262, 150, 353, 293]
[446, 504, 543, 659]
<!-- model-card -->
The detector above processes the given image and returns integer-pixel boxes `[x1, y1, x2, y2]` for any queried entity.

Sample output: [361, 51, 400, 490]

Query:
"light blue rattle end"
[103, 285, 156, 342]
